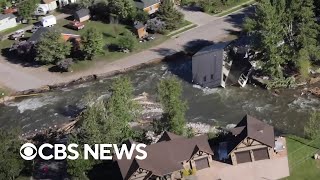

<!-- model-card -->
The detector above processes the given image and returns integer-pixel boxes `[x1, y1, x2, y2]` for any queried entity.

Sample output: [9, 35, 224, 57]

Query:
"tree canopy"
[107, 0, 136, 21]
[157, 77, 187, 135]
[304, 111, 320, 139]
[81, 28, 104, 60]
[244, 0, 320, 79]
[0, 129, 24, 180]
[35, 31, 71, 64]
[157, 0, 184, 30]
[18, 0, 39, 20]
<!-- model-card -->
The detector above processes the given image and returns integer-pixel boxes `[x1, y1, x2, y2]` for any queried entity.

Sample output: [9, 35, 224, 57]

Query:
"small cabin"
[134, 22, 148, 39]
[74, 9, 90, 22]
[192, 43, 232, 88]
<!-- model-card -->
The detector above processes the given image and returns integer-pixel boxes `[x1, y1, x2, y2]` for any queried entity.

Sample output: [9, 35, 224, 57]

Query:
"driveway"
[177, 6, 218, 26]
[0, 7, 253, 92]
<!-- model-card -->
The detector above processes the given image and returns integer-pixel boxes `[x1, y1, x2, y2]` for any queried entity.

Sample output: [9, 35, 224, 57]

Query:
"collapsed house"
[192, 43, 233, 88]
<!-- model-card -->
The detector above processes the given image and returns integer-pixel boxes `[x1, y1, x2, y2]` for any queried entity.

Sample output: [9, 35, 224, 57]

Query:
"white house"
[35, 0, 58, 16]
[0, 14, 17, 32]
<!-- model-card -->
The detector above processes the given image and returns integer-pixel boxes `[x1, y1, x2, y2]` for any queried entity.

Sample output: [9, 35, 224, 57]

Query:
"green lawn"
[54, 19, 168, 72]
[284, 135, 320, 180]
[217, 0, 256, 17]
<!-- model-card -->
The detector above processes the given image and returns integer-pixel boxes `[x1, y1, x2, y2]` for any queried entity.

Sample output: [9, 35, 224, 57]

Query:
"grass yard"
[55, 19, 169, 71]
[283, 135, 320, 180]
[217, 0, 256, 17]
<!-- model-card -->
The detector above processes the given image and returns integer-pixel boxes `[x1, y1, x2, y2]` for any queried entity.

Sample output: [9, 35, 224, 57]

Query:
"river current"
[0, 60, 319, 136]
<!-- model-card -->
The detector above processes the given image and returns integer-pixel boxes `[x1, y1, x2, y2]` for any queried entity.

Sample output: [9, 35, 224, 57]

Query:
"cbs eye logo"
[20, 143, 37, 160]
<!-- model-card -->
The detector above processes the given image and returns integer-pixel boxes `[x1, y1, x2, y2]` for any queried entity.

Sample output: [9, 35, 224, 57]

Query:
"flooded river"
[0, 59, 319, 136]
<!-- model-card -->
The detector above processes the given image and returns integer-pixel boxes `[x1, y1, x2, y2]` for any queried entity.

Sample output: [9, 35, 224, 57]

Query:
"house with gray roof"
[0, 14, 17, 32]
[74, 9, 90, 22]
[134, 0, 161, 14]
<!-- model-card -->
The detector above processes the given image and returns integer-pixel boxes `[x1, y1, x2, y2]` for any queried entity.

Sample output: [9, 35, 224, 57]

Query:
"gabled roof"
[75, 9, 90, 18]
[117, 133, 213, 180]
[157, 131, 185, 142]
[27, 27, 50, 43]
[228, 115, 275, 154]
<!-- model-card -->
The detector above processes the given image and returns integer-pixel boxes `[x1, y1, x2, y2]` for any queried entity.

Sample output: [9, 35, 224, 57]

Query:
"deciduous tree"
[157, 77, 187, 135]
[81, 28, 104, 60]
[0, 129, 24, 180]
[18, 0, 39, 20]
[35, 31, 71, 64]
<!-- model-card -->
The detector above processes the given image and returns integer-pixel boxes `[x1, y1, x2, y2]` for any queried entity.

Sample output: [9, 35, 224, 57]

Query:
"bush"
[116, 32, 136, 51]
[147, 17, 165, 33]
[304, 111, 320, 139]
[298, 59, 311, 80]
[266, 77, 296, 89]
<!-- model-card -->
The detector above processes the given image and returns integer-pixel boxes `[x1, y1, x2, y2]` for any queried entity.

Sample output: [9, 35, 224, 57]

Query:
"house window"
[223, 74, 227, 82]
[203, 76, 206, 82]
[211, 74, 214, 79]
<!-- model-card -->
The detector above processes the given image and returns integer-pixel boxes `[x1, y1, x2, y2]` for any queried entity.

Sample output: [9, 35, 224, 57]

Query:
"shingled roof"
[228, 115, 275, 154]
[117, 133, 213, 180]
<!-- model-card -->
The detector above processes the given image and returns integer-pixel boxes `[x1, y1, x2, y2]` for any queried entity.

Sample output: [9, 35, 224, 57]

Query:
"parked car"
[9, 30, 25, 40]
[67, 21, 85, 30]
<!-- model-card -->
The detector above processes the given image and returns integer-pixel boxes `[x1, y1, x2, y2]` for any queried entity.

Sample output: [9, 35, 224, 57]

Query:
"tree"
[147, 17, 165, 33]
[0, 129, 24, 180]
[304, 111, 320, 139]
[107, 0, 136, 21]
[157, 0, 184, 30]
[67, 134, 95, 179]
[18, 0, 39, 20]
[244, 0, 287, 78]
[35, 31, 71, 64]
[134, 10, 149, 23]
[116, 32, 136, 51]
[157, 77, 187, 135]
[77, 0, 95, 8]
[81, 28, 104, 60]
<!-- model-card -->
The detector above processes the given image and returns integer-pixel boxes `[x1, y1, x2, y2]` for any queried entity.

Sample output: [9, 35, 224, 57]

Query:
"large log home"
[117, 132, 214, 180]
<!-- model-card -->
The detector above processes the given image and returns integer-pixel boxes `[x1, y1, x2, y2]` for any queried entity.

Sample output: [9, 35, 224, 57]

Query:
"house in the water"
[192, 43, 233, 88]
[226, 115, 275, 165]
[134, 0, 161, 14]
[0, 14, 17, 32]
[134, 21, 148, 39]
[117, 131, 214, 180]
[74, 9, 90, 22]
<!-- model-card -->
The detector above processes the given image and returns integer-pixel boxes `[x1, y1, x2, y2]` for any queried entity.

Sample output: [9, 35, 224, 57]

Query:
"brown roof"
[157, 131, 185, 142]
[228, 115, 275, 154]
[117, 133, 213, 179]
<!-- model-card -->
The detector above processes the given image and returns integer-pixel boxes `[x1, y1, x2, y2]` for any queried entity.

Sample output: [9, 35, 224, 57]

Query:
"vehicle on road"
[9, 30, 25, 40]
[67, 21, 85, 30]
[41, 15, 56, 27]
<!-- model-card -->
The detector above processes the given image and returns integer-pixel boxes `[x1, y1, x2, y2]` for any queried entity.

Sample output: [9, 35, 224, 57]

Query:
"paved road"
[0, 7, 252, 92]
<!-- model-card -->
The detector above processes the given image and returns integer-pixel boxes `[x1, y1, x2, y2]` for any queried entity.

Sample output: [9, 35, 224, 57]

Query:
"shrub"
[304, 111, 320, 140]
[116, 32, 137, 51]
[266, 77, 296, 89]
[298, 59, 311, 80]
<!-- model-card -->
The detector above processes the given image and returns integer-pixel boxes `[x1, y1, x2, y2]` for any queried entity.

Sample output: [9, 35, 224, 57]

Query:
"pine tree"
[244, 0, 286, 78]
[157, 0, 184, 30]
